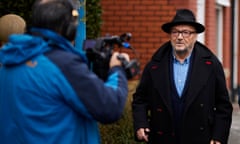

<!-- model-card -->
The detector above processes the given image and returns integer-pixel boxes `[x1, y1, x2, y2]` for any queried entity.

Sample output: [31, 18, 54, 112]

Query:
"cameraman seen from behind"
[0, 0, 130, 144]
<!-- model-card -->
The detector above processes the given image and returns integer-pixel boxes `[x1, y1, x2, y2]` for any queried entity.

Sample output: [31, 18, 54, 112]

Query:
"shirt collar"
[172, 51, 192, 64]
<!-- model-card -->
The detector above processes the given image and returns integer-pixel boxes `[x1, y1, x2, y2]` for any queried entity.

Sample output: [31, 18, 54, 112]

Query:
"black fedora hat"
[161, 9, 205, 33]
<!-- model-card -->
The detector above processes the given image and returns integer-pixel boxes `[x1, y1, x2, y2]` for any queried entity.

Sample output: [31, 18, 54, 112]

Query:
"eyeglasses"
[170, 30, 196, 38]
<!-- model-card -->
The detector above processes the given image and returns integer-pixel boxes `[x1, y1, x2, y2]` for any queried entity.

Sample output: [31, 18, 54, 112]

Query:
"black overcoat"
[132, 41, 233, 144]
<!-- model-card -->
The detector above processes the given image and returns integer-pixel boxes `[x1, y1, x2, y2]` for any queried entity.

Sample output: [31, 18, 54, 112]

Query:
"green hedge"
[99, 80, 144, 144]
[0, 0, 102, 39]
[0, 0, 34, 25]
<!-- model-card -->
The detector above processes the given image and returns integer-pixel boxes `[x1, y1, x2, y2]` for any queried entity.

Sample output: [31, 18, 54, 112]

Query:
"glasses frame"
[170, 30, 196, 38]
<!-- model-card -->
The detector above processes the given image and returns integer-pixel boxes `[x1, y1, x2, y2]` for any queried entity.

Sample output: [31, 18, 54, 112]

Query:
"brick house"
[100, 0, 239, 101]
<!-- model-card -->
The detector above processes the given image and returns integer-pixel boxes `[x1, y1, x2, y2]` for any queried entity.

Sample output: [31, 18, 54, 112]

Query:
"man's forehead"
[38, 0, 54, 4]
[172, 25, 195, 30]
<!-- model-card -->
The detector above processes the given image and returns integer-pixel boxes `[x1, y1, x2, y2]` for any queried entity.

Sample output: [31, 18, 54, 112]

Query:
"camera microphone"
[120, 32, 132, 41]
[103, 33, 132, 48]
[84, 32, 140, 81]
[122, 42, 131, 49]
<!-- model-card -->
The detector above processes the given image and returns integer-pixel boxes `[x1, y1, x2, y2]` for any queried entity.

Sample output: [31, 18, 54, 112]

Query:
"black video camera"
[83, 33, 140, 81]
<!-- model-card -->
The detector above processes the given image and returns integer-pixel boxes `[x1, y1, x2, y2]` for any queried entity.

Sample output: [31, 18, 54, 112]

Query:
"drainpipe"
[230, 0, 235, 102]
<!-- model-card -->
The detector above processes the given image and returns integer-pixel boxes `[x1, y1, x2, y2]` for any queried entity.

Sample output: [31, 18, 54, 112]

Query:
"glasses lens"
[171, 30, 195, 37]
[182, 31, 190, 37]
[171, 31, 178, 37]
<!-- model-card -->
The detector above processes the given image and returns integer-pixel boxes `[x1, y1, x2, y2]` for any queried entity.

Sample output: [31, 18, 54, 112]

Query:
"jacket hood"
[0, 34, 48, 66]
[0, 28, 87, 66]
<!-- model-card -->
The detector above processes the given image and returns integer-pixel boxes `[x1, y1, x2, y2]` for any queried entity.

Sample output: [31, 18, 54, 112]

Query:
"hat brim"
[161, 22, 205, 34]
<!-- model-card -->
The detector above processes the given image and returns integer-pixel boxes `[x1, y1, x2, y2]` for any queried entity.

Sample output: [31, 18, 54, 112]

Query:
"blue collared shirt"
[173, 54, 191, 97]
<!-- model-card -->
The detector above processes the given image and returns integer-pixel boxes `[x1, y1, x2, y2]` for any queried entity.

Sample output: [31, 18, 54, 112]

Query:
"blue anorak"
[0, 28, 128, 144]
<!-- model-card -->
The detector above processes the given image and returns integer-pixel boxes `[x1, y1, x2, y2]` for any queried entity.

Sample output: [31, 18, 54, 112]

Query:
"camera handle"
[117, 54, 129, 66]
[117, 54, 140, 79]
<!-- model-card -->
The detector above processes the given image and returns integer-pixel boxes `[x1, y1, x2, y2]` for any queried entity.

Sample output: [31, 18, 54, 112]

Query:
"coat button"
[200, 127, 204, 131]
[157, 131, 163, 135]
[200, 103, 204, 107]
[157, 108, 163, 112]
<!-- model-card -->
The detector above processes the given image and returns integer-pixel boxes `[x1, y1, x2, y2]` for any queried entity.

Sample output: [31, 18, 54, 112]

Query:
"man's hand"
[210, 140, 221, 144]
[109, 52, 129, 68]
[136, 128, 150, 142]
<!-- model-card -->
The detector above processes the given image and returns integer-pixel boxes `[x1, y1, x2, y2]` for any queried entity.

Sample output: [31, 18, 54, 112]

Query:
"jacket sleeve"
[212, 59, 233, 143]
[47, 51, 129, 124]
[132, 63, 151, 132]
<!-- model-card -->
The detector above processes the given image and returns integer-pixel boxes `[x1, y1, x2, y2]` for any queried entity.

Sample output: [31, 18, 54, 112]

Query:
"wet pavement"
[228, 103, 240, 144]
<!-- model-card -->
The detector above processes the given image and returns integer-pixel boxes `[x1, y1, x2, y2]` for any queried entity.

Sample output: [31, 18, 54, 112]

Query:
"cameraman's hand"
[110, 52, 130, 68]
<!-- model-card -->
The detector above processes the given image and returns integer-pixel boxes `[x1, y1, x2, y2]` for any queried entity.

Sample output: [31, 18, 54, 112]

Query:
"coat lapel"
[150, 45, 173, 117]
[184, 45, 214, 112]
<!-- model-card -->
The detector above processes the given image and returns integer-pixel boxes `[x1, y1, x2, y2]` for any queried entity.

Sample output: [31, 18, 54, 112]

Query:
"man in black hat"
[132, 9, 232, 144]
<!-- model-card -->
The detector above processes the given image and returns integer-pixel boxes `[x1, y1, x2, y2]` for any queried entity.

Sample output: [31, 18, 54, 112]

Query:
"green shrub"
[99, 80, 144, 144]
[86, 0, 102, 39]
[0, 0, 34, 25]
[0, 0, 102, 39]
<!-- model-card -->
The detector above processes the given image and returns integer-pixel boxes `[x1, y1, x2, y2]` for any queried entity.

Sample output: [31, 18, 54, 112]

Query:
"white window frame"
[216, 0, 230, 6]
[216, 5, 223, 62]
[197, 0, 205, 44]
[233, 0, 239, 89]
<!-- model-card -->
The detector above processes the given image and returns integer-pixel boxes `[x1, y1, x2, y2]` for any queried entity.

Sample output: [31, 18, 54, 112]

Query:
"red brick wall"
[205, 0, 217, 53]
[100, 0, 231, 85]
[223, 7, 232, 88]
[170, 0, 196, 11]
[238, 4, 240, 87]
[100, 0, 191, 74]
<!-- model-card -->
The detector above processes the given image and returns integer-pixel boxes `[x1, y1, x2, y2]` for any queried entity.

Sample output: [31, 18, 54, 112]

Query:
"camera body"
[83, 33, 140, 81]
